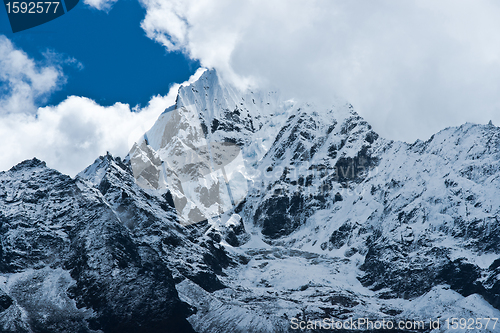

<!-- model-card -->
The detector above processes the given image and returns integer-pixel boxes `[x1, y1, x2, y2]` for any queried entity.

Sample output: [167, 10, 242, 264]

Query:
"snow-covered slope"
[1, 69, 500, 332]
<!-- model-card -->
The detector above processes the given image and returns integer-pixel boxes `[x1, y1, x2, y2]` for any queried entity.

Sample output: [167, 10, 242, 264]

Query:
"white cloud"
[139, 0, 500, 142]
[0, 35, 206, 176]
[0, 36, 64, 115]
[84, 0, 118, 12]
[0, 96, 166, 177]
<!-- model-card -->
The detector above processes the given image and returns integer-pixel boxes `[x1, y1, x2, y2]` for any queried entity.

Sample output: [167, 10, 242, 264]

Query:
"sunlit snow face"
[129, 105, 248, 225]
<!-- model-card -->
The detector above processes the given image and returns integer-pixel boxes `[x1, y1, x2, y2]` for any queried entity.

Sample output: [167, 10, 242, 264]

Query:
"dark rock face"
[0, 290, 13, 312]
[206, 214, 249, 247]
[436, 259, 485, 297]
[0, 158, 195, 332]
[65, 214, 194, 333]
[359, 242, 450, 299]
[328, 222, 354, 250]
[485, 260, 500, 309]
[255, 192, 305, 239]
[333, 146, 378, 182]
[360, 240, 500, 305]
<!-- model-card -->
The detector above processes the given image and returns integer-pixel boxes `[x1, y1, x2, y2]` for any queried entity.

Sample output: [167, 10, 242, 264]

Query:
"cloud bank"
[4, 1, 500, 174]
[0, 35, 205, 176]
[139, 0, 500, 142]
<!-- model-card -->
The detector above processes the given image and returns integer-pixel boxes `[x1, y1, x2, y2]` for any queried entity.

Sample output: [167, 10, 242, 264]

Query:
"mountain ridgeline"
[0, 70, 499, 332]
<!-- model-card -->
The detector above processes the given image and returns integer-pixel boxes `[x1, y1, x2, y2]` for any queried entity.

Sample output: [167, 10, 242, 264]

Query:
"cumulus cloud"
[0, 35, 205, 176]
[0, 96, 166, 176]
[139, 0, 500, 142]
[0, 36, 65, 115]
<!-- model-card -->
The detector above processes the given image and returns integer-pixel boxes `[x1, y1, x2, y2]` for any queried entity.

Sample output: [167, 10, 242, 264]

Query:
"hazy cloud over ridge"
[139, 0, 500, 142]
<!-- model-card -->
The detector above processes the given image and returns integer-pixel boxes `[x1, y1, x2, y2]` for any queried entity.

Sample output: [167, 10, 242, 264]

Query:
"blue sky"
[0, 0, 198, 107]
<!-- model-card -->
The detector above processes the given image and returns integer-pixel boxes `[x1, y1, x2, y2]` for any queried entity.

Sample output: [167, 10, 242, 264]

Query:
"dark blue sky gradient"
[0, 0, 198, 107]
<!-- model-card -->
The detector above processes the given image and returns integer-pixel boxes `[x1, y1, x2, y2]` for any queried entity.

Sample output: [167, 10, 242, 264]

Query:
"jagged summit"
[7, 157, 47, 172]
[78, 151, 131, 186]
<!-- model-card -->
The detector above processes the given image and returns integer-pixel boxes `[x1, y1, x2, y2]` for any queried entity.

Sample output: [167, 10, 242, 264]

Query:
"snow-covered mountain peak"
[77, 152, 129, 186]
[127, 69, 384, 233]
[406, 122, 500, 186]
[6, 157, 47, 173]
[414, 122, 500, 157]
[2, 69, 500, 332]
